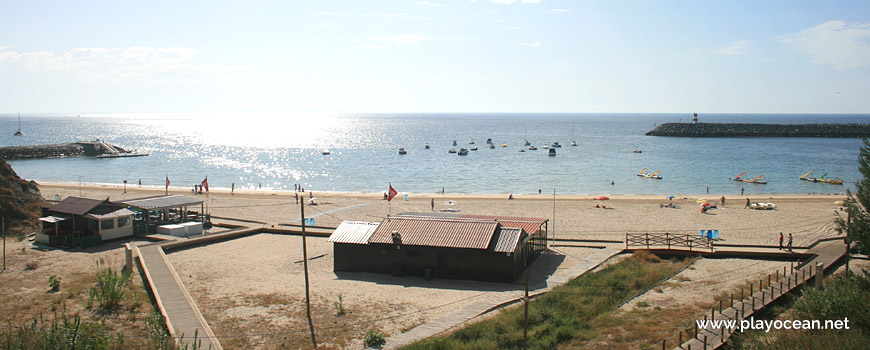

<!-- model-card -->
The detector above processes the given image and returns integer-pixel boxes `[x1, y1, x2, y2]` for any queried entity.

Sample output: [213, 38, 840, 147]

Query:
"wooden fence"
[625, 232, 714, 253]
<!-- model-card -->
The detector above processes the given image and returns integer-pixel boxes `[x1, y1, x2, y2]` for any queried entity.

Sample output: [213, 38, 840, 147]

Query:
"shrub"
[364, 329, 386, 348]
[48, 275, 61, 293]
[334, 293, 346, 317]
[88, 259, 131, 309]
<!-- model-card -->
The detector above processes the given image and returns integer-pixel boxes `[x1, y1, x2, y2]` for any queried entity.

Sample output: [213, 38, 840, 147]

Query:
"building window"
[101, 219, 115, 230]
[117, 217, 130, 227]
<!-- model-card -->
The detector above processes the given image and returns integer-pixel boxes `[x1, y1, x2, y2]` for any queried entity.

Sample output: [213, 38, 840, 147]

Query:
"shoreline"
[34, 179, 848, 201]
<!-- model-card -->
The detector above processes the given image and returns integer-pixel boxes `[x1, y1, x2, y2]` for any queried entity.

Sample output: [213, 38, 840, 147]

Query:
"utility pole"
[523, 270, 529, 350]
[300, 201, 317, 348]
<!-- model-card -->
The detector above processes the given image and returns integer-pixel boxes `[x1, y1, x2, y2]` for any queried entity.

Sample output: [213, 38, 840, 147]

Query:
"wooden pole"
[552, 189, 556, 244]
[300, 201, 317, 349]
[523, 271, 529, 350]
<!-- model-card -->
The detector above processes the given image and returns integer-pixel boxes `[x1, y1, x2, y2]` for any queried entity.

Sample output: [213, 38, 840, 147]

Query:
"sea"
[2, 113, 868, 196]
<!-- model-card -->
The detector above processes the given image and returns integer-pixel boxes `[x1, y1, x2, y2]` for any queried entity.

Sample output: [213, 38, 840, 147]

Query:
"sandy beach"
[27, 182, 849, 348]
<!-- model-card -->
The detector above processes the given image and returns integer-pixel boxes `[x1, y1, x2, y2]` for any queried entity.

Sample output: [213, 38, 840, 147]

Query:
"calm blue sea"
[2, 113, 868, 196]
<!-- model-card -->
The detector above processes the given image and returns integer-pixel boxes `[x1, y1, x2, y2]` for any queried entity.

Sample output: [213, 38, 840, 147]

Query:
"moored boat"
[398, 148, 407, 155]
[458, 148, 469, 155]
[548, 148, 556, 156]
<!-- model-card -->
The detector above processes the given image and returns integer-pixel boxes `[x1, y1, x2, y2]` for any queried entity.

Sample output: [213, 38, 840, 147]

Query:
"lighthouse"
[692, 112, 698, 124]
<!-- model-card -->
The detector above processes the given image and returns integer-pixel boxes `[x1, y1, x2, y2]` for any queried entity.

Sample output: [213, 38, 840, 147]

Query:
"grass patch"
[402, 251, 691, 350]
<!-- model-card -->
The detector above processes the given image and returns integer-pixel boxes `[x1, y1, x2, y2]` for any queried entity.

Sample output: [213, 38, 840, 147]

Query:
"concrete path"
[386, 248, 622, 349]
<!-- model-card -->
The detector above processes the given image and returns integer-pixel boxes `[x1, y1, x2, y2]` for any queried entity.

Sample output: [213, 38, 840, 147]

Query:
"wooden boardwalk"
[136, 226, 261, 350]
[386, 248, 622, 349]
[671, 238, 848, 350]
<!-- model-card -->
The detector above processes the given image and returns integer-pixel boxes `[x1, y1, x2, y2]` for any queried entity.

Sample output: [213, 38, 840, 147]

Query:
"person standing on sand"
[706, 186, 709, 194]
[721, 196, 725, 207]
[740, 187, 744, 195]
[788, 233, 793, 252]
[231, 183, 235, 195]
[442, 187, 445, 195]
[431, 198, 435, 211]
[295, 193, 298, 204]
[779, 232, 784, 250]
[745, 198, 750, 208]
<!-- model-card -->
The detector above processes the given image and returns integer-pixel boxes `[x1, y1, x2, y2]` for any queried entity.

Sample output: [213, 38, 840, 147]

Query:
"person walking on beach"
[779, 232, 784, 250]
[740, 187, 744, 195]
[788, 233, 793, 252]
[706, 186, 709, 194]
[442, 187, 445, 195]
[309, 191, 313, 199]
[295, 193, 298, 204]
[138, 179, 142, 187]
[720, 196, 725, 207]
[431, 198, 435, 211]
[745, 198, 750, 208]
[231, 183, 235, 195]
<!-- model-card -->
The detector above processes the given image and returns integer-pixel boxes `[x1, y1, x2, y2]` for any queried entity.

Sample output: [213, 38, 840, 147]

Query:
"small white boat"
[570, 141, 577, 146]
[469, 140, 475, 145]
[424, 143, 430, 149]
[542, 145, 549, 149]
[528, 145, 537, 150]
[519, 148, 526, 152]
[448, 149, 457, 154]
[458, 148, 469, 155]
[398, 148, 407, 155]
[486, 138, 492, 144]
[470, 146, 478, 151]
[548, 148, 556, 156]
[501, 143, 507, 147]
[551, 142, 561, 148]
[321, 149, 331, 155]
[489, 143, 495, 149]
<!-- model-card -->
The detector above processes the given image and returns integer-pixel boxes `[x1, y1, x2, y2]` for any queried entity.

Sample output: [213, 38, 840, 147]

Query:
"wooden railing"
[625, 232, 714, 252]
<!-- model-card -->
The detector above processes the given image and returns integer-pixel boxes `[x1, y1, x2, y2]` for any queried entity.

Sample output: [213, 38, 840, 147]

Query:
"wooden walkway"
[671, 238, 848, 350]
[386, 248, 622, 349]
[136, 226, 262, 350]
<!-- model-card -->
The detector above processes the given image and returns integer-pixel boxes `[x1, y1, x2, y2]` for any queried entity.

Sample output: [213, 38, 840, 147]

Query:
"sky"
[1, 0, 869, 114]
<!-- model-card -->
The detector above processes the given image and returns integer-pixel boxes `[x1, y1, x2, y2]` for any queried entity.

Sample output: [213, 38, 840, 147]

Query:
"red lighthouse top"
[692, 112, 698, 124]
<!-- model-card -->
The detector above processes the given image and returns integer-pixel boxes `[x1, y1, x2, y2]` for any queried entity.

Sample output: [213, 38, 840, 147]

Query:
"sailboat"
[14, 113, 23, 136]
[570, 126, 577, 146]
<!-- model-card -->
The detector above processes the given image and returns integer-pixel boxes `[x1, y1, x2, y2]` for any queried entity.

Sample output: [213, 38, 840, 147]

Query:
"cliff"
[0, 159, 43, 233]
[645, 123, 870, 138]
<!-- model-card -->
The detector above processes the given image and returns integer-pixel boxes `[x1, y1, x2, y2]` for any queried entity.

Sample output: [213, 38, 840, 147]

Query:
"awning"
[39, 216, 69, 223]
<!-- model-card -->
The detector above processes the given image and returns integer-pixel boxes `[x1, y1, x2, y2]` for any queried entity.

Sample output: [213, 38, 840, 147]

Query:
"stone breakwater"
[0, 141, 139, 160]
[646, 123, 870, 138]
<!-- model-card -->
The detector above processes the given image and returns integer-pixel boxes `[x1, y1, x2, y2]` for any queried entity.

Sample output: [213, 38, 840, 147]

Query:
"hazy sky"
[1, 1, 869, 114]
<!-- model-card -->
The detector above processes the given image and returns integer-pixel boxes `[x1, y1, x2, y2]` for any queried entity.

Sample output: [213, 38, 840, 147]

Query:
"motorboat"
[469, 140, 475, 145]
[632, 150, 642, 153]
[542, 145, 549, 149]
[571, 141, 577, 146]
[424, 143, 430, 149]
[519, 148, 526, 152]
[398, 148, 407, 155]
[548, 148, 556, 156]
[321, 149, 331, 155]
[501, 143, 507, 147]
[458, 148, 469, 155]
[551, 141, 561, 148]
[470, 146, 478, 151]
[452, 140, 457, 146]
[528, 145, 537, 150]
[448, 149, 457, 154]
[486, 138, 492, 144]
[489, 143, 495, 149]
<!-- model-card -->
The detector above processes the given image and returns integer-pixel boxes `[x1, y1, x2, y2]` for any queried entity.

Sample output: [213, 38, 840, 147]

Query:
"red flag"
[387, 184, 397, 201]
[202, 177, 209, 194]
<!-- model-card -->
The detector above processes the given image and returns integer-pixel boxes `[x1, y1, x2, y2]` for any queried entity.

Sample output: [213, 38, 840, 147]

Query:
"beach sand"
[32, 183, 848, 348]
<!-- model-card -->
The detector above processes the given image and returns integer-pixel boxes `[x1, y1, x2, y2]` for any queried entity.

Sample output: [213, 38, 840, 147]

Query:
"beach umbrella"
[696, 198, 708, 204]
[700, 202, 712, 207]
[666, 195, 675, 199]
[597, 196, 610, 200]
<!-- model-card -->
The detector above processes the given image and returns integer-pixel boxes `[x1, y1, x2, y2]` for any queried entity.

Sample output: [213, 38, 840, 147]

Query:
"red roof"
[460, 214, 547, 235]
[369, 216, 498, 250]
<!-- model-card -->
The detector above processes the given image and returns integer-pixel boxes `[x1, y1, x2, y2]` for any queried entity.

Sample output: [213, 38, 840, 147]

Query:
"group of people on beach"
[779, 232, 794, 252]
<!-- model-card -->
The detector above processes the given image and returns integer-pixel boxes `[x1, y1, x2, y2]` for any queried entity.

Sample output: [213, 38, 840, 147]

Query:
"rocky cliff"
[646, 123, 870, 138]
[0, 159, 43, 233]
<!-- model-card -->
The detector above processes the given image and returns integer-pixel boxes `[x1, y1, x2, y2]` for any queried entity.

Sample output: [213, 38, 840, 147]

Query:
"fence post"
[719, 300, 722, 314]
[688, 234, 692, 251]
[667, 232, 671, 249]
[625, 233, 628, 249]
[662, 339, 666, 350]
[816, 262, 824, 289]
[730, 293, 733, 308]
[679, 330, 683, 345]
[704, 335, 707, 350]
[646, 232, 650, 249]
[790, 262, 793, 274]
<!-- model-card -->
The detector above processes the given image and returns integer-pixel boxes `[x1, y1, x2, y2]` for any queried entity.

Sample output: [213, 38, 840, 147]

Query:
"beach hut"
[37, 197, 135, 247]
[328, 212, 549, 283]
[117, 195, 207, 235]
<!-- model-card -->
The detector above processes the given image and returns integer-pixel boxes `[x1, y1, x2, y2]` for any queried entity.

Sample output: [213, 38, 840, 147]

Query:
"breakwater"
[0, 141, 146, 160]
[646, 123, 870, 138]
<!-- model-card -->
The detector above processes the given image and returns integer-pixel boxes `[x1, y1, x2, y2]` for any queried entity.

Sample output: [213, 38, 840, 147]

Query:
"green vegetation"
[364, 329, 387, 348]
[731, 270, 870, 349]
[403, 251, 691, 350]
[335, 293, 346, 317]
[836, 137, 870, 255]
[48, 275, 61, 293]
[88, 259, 131, 309]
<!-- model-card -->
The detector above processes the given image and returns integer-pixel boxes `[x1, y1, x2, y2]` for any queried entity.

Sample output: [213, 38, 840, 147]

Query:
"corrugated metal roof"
[328, 221, 380, 244]
[370, 216, 498, 250]
[49, 197, 105, 215]
[461, 214, 547, 235]
[492, 227, 524, 253]
[85, 208, 136, 220]
[117, 195, 204, 210]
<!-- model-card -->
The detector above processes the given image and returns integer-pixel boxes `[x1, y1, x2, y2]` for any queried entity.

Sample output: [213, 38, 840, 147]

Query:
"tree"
[836, 138, 870, 255]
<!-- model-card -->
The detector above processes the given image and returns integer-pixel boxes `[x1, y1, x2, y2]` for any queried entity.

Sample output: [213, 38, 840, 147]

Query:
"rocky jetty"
[0, 141, 146, 160]
[646, 123, 870, 138]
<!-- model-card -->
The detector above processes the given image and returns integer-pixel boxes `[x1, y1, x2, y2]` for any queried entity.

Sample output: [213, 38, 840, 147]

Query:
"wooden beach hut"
[37, 197, 135, 247]
[328, 212, 549, 283]
[116, 195, 207, 235]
